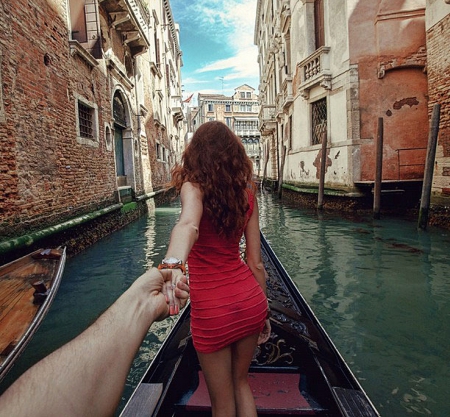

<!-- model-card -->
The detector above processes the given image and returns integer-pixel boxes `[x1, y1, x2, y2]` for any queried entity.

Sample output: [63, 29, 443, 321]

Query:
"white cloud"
[172, 0, 259, 94]
[176, 0, 257, 71]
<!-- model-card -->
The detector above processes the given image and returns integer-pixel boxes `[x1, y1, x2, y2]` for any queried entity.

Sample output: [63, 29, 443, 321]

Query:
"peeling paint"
[393, 97, 419, 110]
[313, 149, 332, 179]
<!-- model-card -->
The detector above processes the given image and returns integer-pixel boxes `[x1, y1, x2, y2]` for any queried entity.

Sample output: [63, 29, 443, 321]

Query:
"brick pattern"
[427, 13, 450, 199]
[0, 0, 149, 238]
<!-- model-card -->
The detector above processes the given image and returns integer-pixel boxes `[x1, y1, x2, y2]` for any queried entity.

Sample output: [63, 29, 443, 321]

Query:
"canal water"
[1, 191, 449, 416]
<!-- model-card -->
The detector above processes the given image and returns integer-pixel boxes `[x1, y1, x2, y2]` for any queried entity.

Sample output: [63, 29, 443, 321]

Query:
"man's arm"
[0, 268, 189, 417]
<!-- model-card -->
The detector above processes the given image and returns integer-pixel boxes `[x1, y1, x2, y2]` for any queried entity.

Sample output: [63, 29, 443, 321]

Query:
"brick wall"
[427, 13, 450, 202]
[0, 0, 143, 239]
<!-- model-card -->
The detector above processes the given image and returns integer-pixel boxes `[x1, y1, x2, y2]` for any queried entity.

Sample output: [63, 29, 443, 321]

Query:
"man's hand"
[161, 269, 190, 316]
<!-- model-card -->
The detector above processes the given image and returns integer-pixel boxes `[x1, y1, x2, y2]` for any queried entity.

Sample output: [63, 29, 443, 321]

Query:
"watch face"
[163, 257, 182, 265]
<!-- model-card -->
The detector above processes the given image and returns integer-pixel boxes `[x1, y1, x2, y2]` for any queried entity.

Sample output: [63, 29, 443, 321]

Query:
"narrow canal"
[1, 190, 449, 416]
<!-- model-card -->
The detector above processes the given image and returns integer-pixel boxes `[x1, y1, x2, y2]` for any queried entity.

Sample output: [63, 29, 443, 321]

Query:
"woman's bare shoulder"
[181, 182, 203, 200]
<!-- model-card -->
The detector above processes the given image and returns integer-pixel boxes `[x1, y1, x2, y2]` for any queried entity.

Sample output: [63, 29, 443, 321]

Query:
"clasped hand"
[160, 268, 190, 316]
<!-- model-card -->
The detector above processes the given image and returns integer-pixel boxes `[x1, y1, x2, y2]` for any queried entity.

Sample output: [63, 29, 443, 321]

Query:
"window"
[314, 0, 325, 49]
[75, 94, 99, 146]
[225, 104, 231, 112]
[105, 124, 112, 151]
[311, 98, 327, 145]
[208, 103, 213, 112]
[156, 143, 161, 160]
[240, 92, 245, 99]
[225, 117, 232, 127]
[68, 0, 101, 58]
[246, 92, 251, 98]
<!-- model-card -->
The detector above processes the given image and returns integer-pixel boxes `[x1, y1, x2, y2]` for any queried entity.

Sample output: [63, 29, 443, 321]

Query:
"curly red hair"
[171, 121, 256, 239]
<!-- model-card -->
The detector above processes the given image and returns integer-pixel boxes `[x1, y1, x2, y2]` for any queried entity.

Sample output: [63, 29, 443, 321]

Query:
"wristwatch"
[157, 257, 186, 274]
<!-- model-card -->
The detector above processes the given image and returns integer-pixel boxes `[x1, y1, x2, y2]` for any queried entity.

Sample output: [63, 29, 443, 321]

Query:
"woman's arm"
[244, 196, 271, 344]
[163, 181, 203, 264]
[244, 197, 266, 295]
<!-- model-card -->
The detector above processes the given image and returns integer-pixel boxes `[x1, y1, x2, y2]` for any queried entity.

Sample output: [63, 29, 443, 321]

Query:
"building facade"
[0, 0, 184, 242]
[426, 0, 450, 211]
[192, 85, 262, 175]
[255, 0, 428, 202]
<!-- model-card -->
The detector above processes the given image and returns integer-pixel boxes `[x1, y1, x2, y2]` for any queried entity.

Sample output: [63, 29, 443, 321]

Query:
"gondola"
[0, 247, 66, 382]
[121, 234, 379, 416]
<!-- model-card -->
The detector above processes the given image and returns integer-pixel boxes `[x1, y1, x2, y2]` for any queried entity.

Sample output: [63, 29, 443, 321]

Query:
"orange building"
[255, 0, 428, 206]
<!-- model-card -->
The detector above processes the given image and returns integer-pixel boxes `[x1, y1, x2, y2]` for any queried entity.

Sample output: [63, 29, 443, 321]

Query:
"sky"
[169, 0, 260, 106]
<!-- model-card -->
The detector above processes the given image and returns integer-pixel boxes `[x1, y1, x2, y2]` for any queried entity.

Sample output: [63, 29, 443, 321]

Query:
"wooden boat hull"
[121, 235, 379, 416]
[0, 247, 66, 381]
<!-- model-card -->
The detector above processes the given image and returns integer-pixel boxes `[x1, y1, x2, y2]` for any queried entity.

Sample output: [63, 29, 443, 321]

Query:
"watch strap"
[157, 260, 186, 274]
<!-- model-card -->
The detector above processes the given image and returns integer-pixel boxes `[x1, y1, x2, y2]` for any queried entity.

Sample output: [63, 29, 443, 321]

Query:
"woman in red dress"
[158, 120, 271, 417]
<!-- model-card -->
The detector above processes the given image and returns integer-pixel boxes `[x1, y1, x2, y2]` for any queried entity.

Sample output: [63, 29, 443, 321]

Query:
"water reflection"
[1, 193, 449, 416]
[259, 192, 450, 416]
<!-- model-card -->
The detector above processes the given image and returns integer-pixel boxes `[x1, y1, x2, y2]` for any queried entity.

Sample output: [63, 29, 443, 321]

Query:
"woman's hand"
[161, 269, 190, 316]
[258, 319, 271, 345]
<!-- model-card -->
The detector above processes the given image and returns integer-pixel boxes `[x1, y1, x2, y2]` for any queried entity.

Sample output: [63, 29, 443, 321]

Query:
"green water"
[1, 192, 449, 416]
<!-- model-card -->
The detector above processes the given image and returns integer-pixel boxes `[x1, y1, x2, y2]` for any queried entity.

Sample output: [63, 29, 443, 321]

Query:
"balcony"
[235, 128, 260, 137]
[259, 105, 277, 136]
[170, 96, 184, 122]
[298, 46, 332, 100]
[100, 0, 150, 57]
[281, 77, 293, 112]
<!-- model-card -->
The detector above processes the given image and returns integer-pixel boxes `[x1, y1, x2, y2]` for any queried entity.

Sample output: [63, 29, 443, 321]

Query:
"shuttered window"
[314, 0, 325, 49]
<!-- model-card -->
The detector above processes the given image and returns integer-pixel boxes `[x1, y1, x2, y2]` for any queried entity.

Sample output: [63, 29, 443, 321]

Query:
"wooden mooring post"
[373, 118, 384, 219]
[418, 103, 441, 230]
[317, 132, 328, 210]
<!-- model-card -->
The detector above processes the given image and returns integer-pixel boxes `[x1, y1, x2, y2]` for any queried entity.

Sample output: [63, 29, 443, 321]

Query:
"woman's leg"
[197, 347, 236, 417]
[231, 333, 259, 417]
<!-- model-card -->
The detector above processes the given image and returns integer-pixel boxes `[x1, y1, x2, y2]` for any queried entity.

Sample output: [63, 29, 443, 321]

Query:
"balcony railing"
[298, 46, 332, 99]
[281, 77, 293, 111]
[259, 105, 277, 135]
[235, 128, 260, 137]
[170, 96, 184, 122]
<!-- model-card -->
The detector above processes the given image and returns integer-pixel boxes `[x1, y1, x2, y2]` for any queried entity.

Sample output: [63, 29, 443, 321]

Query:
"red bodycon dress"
[187, 190, 268, 354]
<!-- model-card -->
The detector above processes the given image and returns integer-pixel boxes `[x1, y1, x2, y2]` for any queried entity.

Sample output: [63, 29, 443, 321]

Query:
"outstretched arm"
[0, 268, 189, 417]
[164, 181, 203, 262]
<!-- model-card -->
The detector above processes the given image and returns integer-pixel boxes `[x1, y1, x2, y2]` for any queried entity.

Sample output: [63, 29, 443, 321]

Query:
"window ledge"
[69, 40, 99, 68]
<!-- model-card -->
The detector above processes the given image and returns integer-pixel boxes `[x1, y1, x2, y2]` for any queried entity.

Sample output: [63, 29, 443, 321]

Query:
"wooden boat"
[0, 247, 66, 381]
[121, 235, 379, 416]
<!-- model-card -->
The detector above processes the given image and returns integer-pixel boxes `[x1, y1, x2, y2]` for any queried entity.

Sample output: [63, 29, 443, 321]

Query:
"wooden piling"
[418, 103, 441, 230]
[317, 132, 327, 210]
[278, 145, 287, 198]
[373, 118, 384, 219]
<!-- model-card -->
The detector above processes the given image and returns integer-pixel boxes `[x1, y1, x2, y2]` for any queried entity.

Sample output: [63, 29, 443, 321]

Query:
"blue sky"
[170, 0, 260, 105]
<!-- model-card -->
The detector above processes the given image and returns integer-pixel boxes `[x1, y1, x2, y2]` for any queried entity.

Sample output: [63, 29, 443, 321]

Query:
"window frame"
[74, 93, 99, 147]
[311, 97, 327, 146]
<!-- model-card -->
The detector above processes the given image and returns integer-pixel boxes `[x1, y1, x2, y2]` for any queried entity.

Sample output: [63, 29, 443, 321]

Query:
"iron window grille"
[311, 98, 327, 145]
[78, 101, 94, 139]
